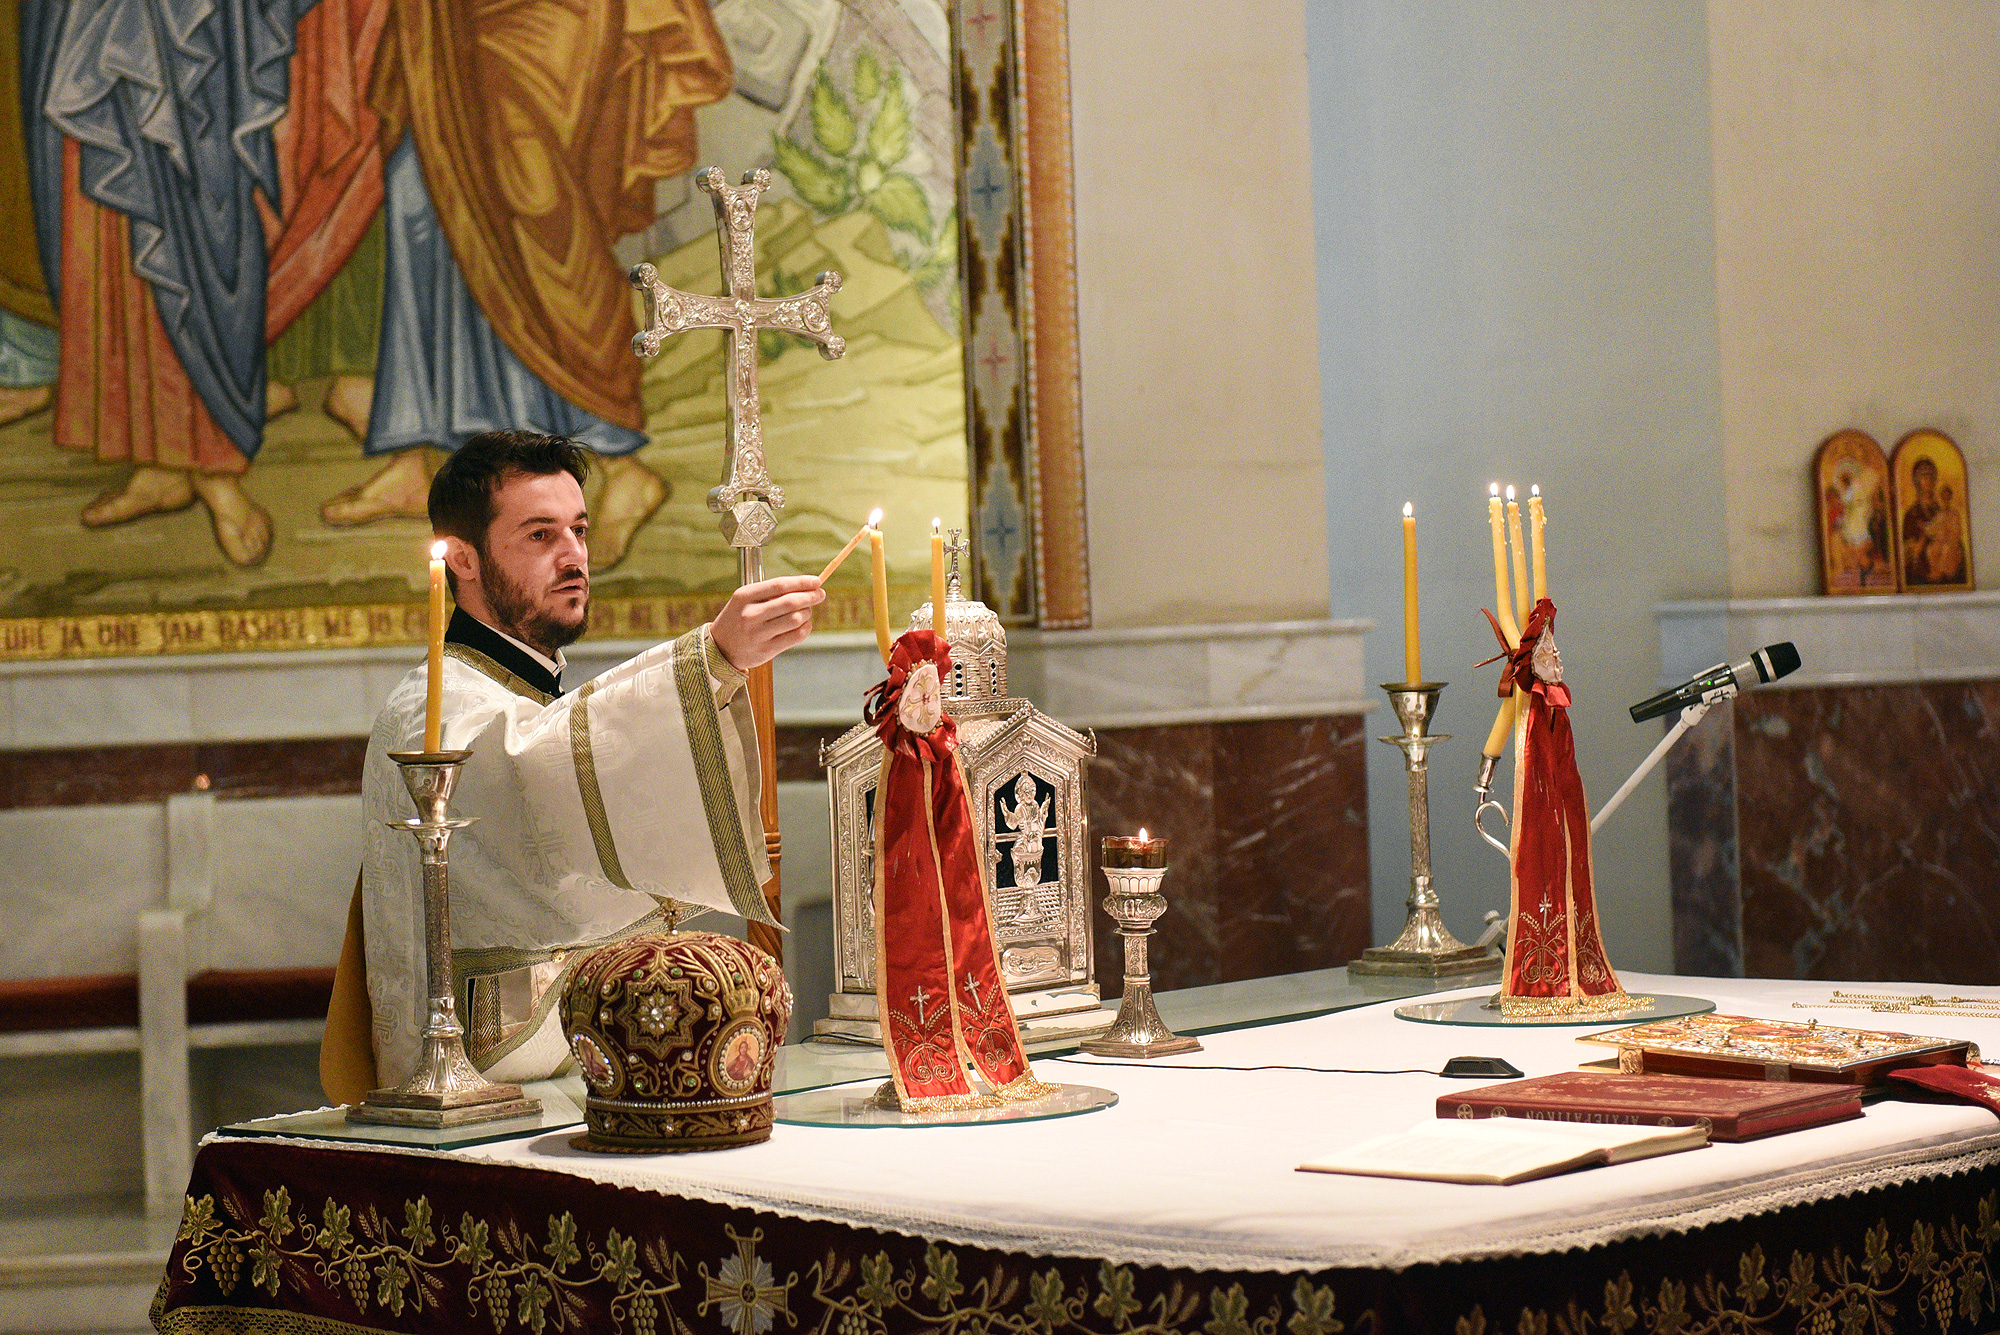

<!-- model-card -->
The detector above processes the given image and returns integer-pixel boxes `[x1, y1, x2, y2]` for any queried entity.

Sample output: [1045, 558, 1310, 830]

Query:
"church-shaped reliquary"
[817, 553, 1102, 1042]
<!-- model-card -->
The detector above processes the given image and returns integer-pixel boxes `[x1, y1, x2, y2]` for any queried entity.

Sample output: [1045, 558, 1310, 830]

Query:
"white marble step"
[0, 1201, 169, 1335]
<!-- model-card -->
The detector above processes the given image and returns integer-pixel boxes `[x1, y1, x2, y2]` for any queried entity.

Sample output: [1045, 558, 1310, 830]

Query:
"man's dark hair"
[429, 431, 592, 594]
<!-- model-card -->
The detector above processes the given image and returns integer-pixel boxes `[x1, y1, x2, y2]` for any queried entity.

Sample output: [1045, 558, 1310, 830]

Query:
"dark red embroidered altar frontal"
[154, 1136, 2000, 1335]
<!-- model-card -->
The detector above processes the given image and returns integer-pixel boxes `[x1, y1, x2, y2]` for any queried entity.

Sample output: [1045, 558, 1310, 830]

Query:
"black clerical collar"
[445, 608, 563, 698]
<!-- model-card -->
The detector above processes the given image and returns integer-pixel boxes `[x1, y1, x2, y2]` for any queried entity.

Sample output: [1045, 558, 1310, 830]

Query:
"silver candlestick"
[348, 751, 541, 1128]
[1080, 836, 1201, 1058]
[1348, 683, 1501, 979]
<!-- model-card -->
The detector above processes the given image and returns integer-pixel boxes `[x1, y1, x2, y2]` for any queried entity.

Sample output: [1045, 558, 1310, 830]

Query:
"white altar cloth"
[451, 973, 2000, 1274]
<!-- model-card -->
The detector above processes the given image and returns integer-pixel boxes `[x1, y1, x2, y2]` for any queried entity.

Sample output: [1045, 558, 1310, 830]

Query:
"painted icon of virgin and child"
[1901, 456, 1968, 587]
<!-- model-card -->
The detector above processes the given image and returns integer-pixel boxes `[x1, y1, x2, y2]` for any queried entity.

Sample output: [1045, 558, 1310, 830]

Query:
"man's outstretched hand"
[710, 575, 826, 673]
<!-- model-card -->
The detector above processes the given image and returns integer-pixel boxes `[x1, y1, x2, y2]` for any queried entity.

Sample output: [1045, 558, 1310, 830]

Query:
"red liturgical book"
[1437, 1072, 1863, 1142]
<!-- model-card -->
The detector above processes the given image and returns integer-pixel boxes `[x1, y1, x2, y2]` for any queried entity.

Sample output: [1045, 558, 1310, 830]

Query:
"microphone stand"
[1589, 699, 1712, 834]
[1476, 695, 1719, 860]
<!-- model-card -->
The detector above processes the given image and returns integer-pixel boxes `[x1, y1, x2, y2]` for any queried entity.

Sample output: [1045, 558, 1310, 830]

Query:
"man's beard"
[484, 555, 588, 654]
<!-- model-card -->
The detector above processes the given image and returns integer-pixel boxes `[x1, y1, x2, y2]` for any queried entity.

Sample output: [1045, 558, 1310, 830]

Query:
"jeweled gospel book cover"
[1578, 1014, 1973, 1085]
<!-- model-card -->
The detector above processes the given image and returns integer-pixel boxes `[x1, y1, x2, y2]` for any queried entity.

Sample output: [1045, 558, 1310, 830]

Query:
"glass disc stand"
[1395, 993, 1717, 1027]
[771, 1082, 1117, 1128]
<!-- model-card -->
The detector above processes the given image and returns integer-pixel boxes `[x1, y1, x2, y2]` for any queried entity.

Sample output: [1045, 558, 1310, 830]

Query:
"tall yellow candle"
[1505, 485, 1529, 629]
[424, 539, 446, 753]
[1401, 502, 1421, 684]
[1482, 691, 1518, 759]
[869, 523, 892, 664]
[1529, 484, 1548, 604]
[930, 517, 947, 638]
[1486, 483, 1520, 646]
[1484, 484, 1521, 761]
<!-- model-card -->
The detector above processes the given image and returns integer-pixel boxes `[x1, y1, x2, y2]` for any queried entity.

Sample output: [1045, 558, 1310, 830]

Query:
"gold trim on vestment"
[569, 678, 633, 889]
[460, 905, 671, 1074]
[672, 627, 772, 925]
[442, 642, 554, 705]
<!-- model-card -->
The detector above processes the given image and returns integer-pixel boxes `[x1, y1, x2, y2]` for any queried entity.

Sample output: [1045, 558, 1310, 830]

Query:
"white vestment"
[362, 626, 771, 1087]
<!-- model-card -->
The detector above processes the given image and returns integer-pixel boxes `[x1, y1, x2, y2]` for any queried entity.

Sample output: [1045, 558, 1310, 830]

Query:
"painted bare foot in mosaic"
[320, 447, 433, 526]
[322, 374, 373, 441]
[589, 455, 668, 570]
[192, 473, 272, 567]
[81, 465, 196, 528]
[267, 380, 299, 419]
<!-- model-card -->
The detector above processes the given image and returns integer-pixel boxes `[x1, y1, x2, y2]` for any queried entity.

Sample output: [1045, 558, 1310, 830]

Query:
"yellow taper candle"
[424, 539, 446, 753]
[1401, 502, 1421, 683]
[930, 517, 947, 638]
[1529, 484, 1547, 604]
[1482, 691, 1518, 759]
[869, 521, 892, 664]
[1484, 484, 1521, 761]
[1486, 483, 1520, 646]
[1505, 484, 1529, 628]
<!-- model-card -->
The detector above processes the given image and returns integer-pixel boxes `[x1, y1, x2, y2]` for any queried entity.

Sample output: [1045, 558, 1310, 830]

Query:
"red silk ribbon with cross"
[863, 630, 1039, 1108]
[1485, 599, 1623, 1003]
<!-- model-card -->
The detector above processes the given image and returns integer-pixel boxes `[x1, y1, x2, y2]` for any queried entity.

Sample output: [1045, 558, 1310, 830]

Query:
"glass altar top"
[221, 967, 1469, 1151]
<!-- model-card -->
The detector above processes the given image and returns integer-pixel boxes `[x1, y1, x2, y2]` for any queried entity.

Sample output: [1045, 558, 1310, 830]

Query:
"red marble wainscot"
[1084, 714, 1372, 995]
[1671, 680, 2000, 986]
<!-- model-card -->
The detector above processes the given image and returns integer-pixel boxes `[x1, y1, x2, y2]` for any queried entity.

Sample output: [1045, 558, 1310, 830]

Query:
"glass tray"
[1396, 993, 1717, 1028]
[772, 1081, 1117, 1128]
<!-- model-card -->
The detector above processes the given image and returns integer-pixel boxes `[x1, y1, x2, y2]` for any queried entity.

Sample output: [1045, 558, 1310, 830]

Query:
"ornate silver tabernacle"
[816, 535, 1106, 1043]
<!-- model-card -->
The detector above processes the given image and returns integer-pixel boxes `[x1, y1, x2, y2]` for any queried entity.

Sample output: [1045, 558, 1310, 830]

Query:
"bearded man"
[341, 429, 821, 1091]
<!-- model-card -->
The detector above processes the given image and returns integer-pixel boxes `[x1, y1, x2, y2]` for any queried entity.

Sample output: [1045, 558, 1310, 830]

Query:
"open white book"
[1299, 1115, 1709, 1185]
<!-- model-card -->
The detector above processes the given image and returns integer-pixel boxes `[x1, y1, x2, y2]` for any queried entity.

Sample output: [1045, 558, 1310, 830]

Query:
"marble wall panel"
[206, 796, 364, 972]
[0, 805, 164, 978]
[1733, 682, 2000, 985]
[1666, 698, 1742, 976]
[1083, 716, 1370, 994]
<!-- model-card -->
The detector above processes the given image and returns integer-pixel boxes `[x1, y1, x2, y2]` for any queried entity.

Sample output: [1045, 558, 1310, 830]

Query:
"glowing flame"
[1489, 482, 1500, 497]
[1530, 483, 1541, 498]
[1505, 484, 1516, 502]
[932, 516, 942, 533]
[430, 539, 447, 560]
[868, 507, 884, 527]
[1402, 501, 1413, 518]
[1138, 827, 1149, 841]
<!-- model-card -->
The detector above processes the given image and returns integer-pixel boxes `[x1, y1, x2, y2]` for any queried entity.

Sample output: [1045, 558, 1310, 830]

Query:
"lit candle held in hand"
[931, 517, 947, 638]
[1402, 502, 1421, 684]
[819, 507, 883, 584]
[869, 518, 892, 665]
[424, 539, 446, 753]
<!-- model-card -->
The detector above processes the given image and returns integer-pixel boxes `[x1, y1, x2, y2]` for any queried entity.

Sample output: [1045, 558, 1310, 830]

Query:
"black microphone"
[1629, 642, 1800, 723]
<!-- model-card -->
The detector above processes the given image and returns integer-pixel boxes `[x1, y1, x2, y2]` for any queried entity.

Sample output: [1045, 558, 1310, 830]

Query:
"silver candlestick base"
[1348, 682, 1501, 980]
[348, 750, 542, 1128]
[1080, 864, 1201, 1058]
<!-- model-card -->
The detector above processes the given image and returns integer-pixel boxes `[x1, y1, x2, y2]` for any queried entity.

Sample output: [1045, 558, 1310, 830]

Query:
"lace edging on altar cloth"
[432, 1125, 2000, 1276]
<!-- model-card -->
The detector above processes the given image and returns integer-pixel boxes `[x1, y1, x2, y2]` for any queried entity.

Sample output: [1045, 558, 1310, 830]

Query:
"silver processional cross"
[631, 168, 847, 581]
[630, 168, 846, 959]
